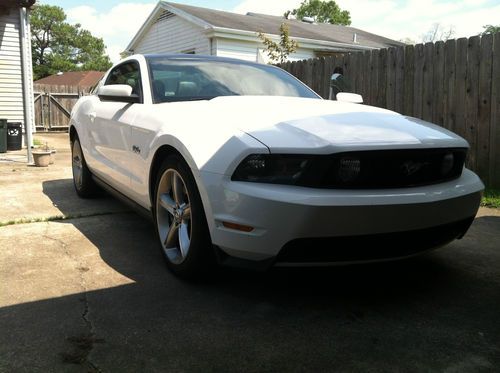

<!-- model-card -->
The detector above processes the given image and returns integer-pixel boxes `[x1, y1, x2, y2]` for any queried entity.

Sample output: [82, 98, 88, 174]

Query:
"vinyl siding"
[215, 38, 315, 63]
[0, 9, 23, 123]
[133, 12, 210, 55]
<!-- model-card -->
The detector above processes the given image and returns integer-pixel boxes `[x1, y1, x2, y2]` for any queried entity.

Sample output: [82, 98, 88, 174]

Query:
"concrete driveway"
[1, 133, 499, 372]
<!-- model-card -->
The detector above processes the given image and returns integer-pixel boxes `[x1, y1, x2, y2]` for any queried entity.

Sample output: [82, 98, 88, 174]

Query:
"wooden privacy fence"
[34, 84, 91, 130]
[279, 33, 500, 188]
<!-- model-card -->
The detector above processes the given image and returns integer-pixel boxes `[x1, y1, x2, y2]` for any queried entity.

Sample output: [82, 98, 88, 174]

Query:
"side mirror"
[336, 92, 364, 104]
[98, 85, 140, 103]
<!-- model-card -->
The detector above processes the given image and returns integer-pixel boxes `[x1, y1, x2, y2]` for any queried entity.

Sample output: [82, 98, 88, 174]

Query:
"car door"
[88, 60, 144, 194]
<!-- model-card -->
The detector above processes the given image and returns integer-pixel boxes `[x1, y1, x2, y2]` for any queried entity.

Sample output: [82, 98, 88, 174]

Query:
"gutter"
[19, 6, 33, 163]
[205, 27, 377, 52]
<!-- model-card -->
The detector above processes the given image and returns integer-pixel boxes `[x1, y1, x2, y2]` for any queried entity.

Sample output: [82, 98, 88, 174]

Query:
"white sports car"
[70, 54, 483, 278]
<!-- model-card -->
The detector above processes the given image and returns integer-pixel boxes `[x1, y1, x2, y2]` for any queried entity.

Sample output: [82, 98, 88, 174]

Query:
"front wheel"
[71, 136, 97, 198]
[154, 155, 213, 278]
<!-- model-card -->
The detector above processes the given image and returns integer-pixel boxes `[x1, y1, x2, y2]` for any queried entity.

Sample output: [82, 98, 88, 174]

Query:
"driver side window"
[105, 61, 143, 101]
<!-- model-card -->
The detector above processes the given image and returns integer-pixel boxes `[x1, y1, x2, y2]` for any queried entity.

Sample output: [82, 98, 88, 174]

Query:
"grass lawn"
[481, 189, 500, 209]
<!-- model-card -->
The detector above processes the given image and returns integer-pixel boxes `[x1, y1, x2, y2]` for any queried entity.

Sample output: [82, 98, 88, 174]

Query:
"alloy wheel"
[156, 169, 192, 264]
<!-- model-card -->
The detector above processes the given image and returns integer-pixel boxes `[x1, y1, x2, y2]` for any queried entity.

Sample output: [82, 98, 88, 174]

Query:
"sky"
[40, 0, 500, 62]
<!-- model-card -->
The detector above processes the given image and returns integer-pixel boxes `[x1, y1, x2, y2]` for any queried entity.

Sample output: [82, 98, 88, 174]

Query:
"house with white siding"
[0, 0, 35, 150]
[126, 2, 403, 63]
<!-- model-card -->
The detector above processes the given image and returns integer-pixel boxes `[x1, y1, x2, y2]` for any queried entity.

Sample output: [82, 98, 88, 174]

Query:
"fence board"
[403, 45, 414, 116]
[422, 42, 434, 122]
[378, 48, 388, 109]
[490, 33, 500, 188]
[362, 50, 371, 101]
[443, 39, 457, 132]
[394, 47, 405, 113]
[353, 53, 366, 95]
[413, 44, 425, 119]
[323, 56, 333, 98]
[455, 38, 468, 140]
[369, 49, 379, 107]
[432, 41, 445, 126]
[317, 57, 326, 99]
[477, 34, 493, 186]
[465, 36, 481, 170]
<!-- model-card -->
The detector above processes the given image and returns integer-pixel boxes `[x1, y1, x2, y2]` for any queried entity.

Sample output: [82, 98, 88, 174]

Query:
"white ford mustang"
[70, 54, 483, 278]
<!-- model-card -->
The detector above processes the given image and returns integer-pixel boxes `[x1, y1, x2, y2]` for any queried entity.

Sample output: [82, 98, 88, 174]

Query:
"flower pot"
[33, 151, 51, 167]
[49, 149, 57, 164]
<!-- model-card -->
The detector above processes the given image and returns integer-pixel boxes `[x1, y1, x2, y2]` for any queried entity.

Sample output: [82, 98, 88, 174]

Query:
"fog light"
[338, 157, 361, 182]
[441, 153, 454, 176]
[246, 155, 266, 169]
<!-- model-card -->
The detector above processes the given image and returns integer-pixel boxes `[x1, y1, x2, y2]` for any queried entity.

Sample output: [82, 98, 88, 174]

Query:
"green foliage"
[481, 25, 500, 35]
[30, 4, 112, 80]
[289, 0, 351, 25]
[258, 23, 299, 64]
[481, 189, 500, 209]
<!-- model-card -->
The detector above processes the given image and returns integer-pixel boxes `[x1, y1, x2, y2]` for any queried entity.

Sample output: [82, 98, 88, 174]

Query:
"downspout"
[19, 6, 33, 163]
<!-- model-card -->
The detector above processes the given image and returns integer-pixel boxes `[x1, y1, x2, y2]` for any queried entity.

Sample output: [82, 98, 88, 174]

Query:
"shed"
[34, 71, 105, 89]
[126, 1, 403, 63]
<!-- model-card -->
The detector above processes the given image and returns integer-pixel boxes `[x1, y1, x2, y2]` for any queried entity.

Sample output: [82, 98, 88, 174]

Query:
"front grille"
[277, 217, 474, 263]
[298, 148, 466, 189]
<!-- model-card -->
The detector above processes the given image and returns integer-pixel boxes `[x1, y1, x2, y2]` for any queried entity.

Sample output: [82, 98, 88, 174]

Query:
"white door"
[89, 60, 144, 194]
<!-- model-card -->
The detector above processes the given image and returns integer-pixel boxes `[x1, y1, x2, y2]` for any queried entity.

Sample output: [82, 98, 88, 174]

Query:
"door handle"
[89, 112, 96, 122]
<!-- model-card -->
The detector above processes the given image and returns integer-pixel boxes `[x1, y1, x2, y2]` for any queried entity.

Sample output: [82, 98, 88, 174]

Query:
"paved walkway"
[1, 133, 499, 372]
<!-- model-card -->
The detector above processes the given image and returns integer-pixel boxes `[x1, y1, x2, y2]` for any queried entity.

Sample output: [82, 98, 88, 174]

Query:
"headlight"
[441, 152, 454, 176]
[232, 154, 311, 185]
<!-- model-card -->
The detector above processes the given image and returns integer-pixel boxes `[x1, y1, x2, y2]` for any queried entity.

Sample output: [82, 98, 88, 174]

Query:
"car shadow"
[39, 179, 473, 297]
[2, 178, 498, 371]
[39, 178, 500, 301]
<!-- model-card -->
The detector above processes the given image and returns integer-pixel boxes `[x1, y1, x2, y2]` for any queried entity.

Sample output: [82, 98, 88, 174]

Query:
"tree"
[480, 25, 500, 35]
[287, 0, 351, 25]
[30, 4, 112, 80]
[399, 37, 416, 45]
[258, 23, 299, 64]
[421, 23, 455, 43]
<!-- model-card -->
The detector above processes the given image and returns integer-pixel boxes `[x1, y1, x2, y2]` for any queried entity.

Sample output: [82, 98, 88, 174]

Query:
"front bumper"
[200, 169, 483, 263]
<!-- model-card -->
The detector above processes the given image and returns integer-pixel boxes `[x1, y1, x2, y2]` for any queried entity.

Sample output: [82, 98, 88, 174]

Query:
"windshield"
[147, 57, 320, 103]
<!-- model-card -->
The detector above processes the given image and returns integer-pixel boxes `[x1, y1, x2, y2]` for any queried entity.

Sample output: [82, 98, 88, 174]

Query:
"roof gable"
[163, 2, 402, 49]
[127, 1, 403, 52]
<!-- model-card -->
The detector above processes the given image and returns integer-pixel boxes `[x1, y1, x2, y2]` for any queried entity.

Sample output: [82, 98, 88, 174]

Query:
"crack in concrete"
[42, 226, 104, 372]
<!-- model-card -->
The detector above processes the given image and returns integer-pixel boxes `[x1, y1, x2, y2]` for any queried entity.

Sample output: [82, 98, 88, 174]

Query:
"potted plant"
[49, 148, 57, 164]
[32, 142, 52, 167]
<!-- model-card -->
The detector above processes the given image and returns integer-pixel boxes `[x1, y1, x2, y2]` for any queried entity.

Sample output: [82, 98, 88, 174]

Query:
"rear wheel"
[154, 155, 213, 278]
[71, 136, 97, 198]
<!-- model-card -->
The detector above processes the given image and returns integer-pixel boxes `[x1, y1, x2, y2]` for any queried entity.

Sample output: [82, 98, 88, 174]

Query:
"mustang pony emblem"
[401, 161, 426, 176]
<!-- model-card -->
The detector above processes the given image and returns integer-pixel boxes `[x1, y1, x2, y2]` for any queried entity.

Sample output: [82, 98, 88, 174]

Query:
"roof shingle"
[34, 71, 105, 87]
[164, 2, 403, 49]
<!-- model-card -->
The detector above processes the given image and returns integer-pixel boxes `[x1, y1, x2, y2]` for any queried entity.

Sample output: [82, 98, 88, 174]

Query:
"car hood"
[209, 96, 469, 153]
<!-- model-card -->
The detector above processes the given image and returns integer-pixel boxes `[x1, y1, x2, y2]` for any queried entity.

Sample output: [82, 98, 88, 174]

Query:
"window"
[147, 57, 320, 103]
[105, 61, 143, 102]
[90, 78, 104, 95]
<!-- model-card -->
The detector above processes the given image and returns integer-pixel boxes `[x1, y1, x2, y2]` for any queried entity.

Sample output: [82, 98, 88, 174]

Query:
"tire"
[71, 136, 98, 198]
[153, 155, 214, 279]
